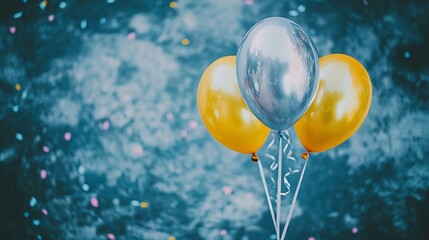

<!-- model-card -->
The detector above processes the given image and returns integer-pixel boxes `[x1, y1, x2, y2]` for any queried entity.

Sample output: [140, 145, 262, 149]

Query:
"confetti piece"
[80, 20, 87, 29]
[12, 105, 19, 112]
[134, 144, 143, 156]
[23, 0, 28, 3]
[246, 193, 253, 199]
[33, 219, 40, 226]
[107, 233, 116, 240]
[37, 235, 42, 240]
[270, 234, 276, 239]
[131, 200, 140, 207]
[309, 29, 316, 36]
[127, 32, 136, 40]
[113, 198, 120, 205]
[220, 229, 227, 236]
[139, 202, 149, 208]
[23, 212, 30, 218]
[91, 197, 99, 208]
[180, 129, 187, 138]
[244, 0, 253, 5]
[22, 90, 28, 99]
[188, 120, 198, 129]
[41, 209, 48, 215]
[308, 237, 316, 240]
[107, 0, 116, 3]
[100, 17, 107, 24]
[298, 5, 306, 13]
[102, 120, 110, 130]
[16, 133, 23, 141]
[222, 186, 233, 195]
[13, 12, 23, 19]
[181, 38, 190, 46]
[168, 236, 176, 240]
[40, 169, 47, 179]
[363, 0, 368, 6]
[59, 1, 67, 9]
[42, 146, 50, 153]
[78, 165, 86, 174]
[166, 112, 174, 121]
[9, 26, 16, 34]
[64, 132, 72, 141]
[48, 15, 54, 22]
[288, 10, 299, 17]
[39, 0, 47, 10]
[352, 227, 358, 234]
[404, 51, 410, 59]
[169, 1, 177, 8]
[15, 83, 21, 91]
[30, 197, 37, 207]
[82, 184, 89, 191]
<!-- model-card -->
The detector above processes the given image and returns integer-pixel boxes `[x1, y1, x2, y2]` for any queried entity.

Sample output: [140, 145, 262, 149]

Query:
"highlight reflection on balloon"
[236, 17, 319, 131]
[295, 54, 372, 152]
[197, 56, 270, 155]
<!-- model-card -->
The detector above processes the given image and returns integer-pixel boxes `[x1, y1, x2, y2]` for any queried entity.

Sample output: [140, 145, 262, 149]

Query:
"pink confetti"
[180, 129, 187, 138]
[352, 227, 358, 234]
[188, 120, 198, 129]
[42, 146, 50, 153]
[107, 233, 116, 240]
[64, 132, 72, 141]
[134, 144, 143, 156]
[222, 186, 233, 195]
[244, 0, 253, 5]
[91, 197, 99, 208]
[102, 120, 110, 130]
[41, 209, 48, 215]
[48, 14, 54, 22]
[166, 112, 174, 121]
[40, 169, 47, 179]
[308, 237, 316, 240]
[220, 229, 227, 236]
[246, 193, 253, 199]
[9, 26, 16, 34]
[127, 32, 136, 40]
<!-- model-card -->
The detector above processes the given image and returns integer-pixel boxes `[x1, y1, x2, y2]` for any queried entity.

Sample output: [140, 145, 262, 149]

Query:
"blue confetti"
[12, 105, 19, 112]
[131, 200, 140, 207]
[37, 235, 43, 240]
[309, 28, 316, 36]
[107, 0, 116, 3]
[59, 2, 67, 9]
[404, 51, 410, 59]
[22, 0, 28, 3]
[33, 219, 40, 226]
[270, 234, 276, 239]
[22, 90, 28, 100]
[288, 10, 299, 17]
[82, 184, 89, 191]
[29, 197, 37, 207]
[298, 5, 306, 13]
[23, 212, 30, 218]
[80, 20, 87, 29]
[39, 1, 46, 10]
[13, 12, 23, 19]
[100, 17, 107, 25]
[16, 133, 23, 141]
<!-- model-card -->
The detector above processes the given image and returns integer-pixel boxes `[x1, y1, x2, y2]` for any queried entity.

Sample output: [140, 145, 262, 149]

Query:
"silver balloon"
[236, 17, 319, 131]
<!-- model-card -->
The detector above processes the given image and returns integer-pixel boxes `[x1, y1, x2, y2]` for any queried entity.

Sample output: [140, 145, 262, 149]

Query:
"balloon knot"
[301, 151, 310, 160]
[251, 153, 259, 162]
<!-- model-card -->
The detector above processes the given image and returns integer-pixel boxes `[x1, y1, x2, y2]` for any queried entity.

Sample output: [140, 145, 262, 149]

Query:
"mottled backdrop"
[1, 0, 428, 239]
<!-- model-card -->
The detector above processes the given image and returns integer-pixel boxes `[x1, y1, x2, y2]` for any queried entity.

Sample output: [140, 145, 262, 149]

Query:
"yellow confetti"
[168, 236, 176, 240]
[15, 84, 21, 91]
[181, 38, 190, 46]
[169, 1, 177, 8]
[140, 202, 149, 208]
[42, 0, 48, 7]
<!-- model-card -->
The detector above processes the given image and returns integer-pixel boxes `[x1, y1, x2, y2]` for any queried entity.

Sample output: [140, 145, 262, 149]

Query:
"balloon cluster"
[198, 17, 372, 160]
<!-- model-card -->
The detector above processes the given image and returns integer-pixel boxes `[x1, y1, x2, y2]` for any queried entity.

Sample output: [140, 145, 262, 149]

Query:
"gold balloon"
[197, 56, 270, 155]
[295, 54, 372, 152]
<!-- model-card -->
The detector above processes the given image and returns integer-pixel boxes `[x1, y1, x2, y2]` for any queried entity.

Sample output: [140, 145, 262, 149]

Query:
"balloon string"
[280, 157, 309, 240]
[257, 159, 277, 231]
[276, 135, 283, 240]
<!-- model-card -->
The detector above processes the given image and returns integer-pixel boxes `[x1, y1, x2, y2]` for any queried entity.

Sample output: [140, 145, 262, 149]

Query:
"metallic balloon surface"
[295, 54, 373, 152]
[197, 56, 270, 154]
[236, 17, 319, 131]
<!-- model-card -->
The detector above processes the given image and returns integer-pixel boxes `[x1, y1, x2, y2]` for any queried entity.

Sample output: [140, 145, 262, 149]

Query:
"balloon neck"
[251, 153, 259, 162]
[301, 151, 310, 160]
